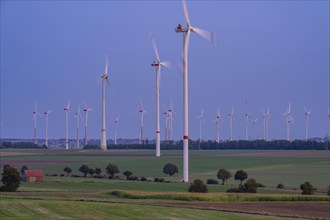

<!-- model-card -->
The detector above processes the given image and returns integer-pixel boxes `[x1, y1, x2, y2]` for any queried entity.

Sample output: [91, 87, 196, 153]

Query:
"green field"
[1, 149, 329, 189]
[0, 149, 329, 219]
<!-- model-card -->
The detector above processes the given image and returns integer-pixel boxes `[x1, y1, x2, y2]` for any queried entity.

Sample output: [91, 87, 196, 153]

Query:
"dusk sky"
[1, 1, 329, 142]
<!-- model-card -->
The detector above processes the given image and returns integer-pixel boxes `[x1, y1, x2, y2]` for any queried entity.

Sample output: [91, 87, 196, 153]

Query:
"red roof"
[24, 170, 43, 177]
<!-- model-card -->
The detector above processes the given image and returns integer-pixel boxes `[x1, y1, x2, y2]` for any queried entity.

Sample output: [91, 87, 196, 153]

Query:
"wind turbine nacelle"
[151, 63, 160, 67]
[175, 24, 188, 33]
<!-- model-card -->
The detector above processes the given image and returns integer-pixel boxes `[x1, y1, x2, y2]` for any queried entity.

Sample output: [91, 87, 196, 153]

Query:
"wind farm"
[1, 1, 329, 219]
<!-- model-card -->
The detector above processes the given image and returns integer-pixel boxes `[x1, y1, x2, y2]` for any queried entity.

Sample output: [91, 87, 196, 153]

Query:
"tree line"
[85, 139, 329, 150]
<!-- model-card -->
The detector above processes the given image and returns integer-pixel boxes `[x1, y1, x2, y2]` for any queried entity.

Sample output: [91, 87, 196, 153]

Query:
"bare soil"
[157, 201, 330, 220]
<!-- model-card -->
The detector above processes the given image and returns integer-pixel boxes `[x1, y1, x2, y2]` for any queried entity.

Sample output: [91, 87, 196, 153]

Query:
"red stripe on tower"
[183, 135, 188, 140]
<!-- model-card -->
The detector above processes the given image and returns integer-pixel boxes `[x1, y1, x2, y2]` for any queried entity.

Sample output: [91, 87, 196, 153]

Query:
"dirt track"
[157, 201, 330, 220]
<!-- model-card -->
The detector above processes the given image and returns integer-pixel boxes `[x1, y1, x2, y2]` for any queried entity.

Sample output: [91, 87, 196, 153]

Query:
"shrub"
[154, 177, 160, 182]
[256, 182, 265, 187]
[327, 186, 330, 196]
[240, 178, 258, 193]
[60, 174, 65, 177]
[277, 183, 284, 189]
[207, 179, 219, 185]
[226, 188, 241, 193]
[188, 179, 208, 193]
[300, 181, 316, 195]
[1, 166, 20, 192]
[163, 163, 178, 176]
[128, 176, 139, 181]
[140, 177, 147, 181]
[159, 178, 165, 182]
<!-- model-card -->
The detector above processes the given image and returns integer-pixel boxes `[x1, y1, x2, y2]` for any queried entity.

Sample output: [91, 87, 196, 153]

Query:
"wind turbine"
[75, 104, 81, 149]
[283, 103, 293, 141]
[149, 33, 170, 157]
[113, 116, 119, 145]
[228, 107, 234, 141]
[139, 102, 147, 145]
[197, 110, 204, 145]
[175, 0, 217, 182]
[262, 108, 270, 141]
[64, 101, 70, 150]
[304, 106, 311, 141]
[215, 108, 222, 143]
[101, 57, 110, 151]
[83, 103, 92, 146]
[32, 102, 41, 145]
[44, 110, 51, 148]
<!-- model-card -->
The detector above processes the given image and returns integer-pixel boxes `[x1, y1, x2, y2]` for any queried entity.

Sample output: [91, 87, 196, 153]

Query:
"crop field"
[0, 149, 329, 219]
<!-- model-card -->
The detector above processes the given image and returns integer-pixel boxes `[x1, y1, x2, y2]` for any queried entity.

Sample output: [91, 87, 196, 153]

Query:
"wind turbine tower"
[262, 108, 270, 141]
[168, 102, 174, 142]
[197, 110, 204, 144]
[164, 111, 169, 142]
[304, 107, 311, 141]
[175, 0, 216, 182]
[252, 117, 257, 140]
[113, 116, 119, 145]
[215, 109, 222, 143]
[83, 104, 92, 146]
[228, 107, 234, 141]
[64, 101, 70, 150]
[283, 103, 293, 141]
[75, 105, 81, 149]
[32, 102, 41, 145]
[150, 33, 170, 157]
[101, 57, 109, 151]
[44, 110, 51, 148]
[244, 100, 249, 141]
[139, 102, 147, 145]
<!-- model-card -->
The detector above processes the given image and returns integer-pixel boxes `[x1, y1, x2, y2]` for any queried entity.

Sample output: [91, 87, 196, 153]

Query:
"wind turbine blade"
[192, 27, 217, 46]
[160, 61, 171, 69]
[105, 54, 109, 77]
[288, 103, 291, 113]
[148, 32, 160, 62]
[182, 0, 191, 27]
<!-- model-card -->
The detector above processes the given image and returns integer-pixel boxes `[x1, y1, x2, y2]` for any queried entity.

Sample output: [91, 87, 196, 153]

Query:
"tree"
[88, 168, 95, 177]
[106, 163, 119, 178]
[163, 163, 178, 176]
[234, 170, 248, 185]
[95, 168, 102, 176]
[63, 167, 72, 177]
[188, 179, 208, 193]
[20, 165, 28, 175]
[79, 165, 90, 177]
[300, 181, 316, 195]
[217, 168, 232, 185]
[0, 166, 20, 192]
[123, 171, 132, 180]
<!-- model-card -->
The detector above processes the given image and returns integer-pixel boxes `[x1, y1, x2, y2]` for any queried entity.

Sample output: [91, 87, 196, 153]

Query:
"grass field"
[1, 149, 329, 219]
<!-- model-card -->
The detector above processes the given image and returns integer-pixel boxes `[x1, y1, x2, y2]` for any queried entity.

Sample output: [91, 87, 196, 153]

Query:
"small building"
[23, 170, 44, 182]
